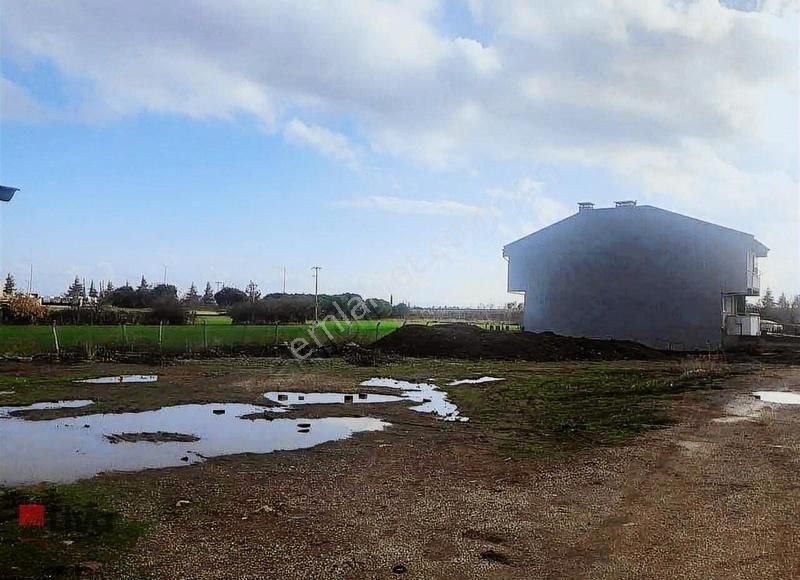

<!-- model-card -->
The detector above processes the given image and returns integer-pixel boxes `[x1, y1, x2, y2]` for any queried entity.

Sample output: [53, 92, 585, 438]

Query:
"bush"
[3, 295, 49, 324]
[47, 306, 192, 325]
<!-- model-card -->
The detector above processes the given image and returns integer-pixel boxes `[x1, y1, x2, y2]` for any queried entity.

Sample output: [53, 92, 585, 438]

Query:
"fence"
[0, 321, 399, 357]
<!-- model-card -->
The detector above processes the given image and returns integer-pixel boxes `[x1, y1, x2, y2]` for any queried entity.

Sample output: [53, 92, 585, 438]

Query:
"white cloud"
[0, 76, 50, 122]
[283, 118, 358, 164]
[332, 195, 488, 216]
[2, 0, 797, 293]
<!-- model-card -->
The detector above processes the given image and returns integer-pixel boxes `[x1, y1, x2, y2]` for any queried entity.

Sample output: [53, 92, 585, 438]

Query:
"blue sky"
[1, 1, 797, 305]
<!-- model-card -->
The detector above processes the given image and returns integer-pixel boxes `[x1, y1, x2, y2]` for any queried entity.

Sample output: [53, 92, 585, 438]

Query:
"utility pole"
[28, 264, 33, 295]
[282, 267, 287, 294]
[215, 281, 224, 292]
[163, 265, 167, 285]
[311, 266, 321, 323]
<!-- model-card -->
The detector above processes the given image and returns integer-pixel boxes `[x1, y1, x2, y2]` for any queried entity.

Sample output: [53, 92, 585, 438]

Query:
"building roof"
[503, 204, 769, 257]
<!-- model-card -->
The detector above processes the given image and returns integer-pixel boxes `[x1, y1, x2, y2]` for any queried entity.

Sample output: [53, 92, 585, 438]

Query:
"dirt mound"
[371, 323, 665, 361]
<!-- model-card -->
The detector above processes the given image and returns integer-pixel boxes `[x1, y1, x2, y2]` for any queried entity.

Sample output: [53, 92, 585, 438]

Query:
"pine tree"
[183, 283, 201, 306]
[202, 282, 216, 305]
[106, 281, 114, 294]
[137, 276, 150, 292]
[3, 274, 15, 296]
[88, 280, 98, 298]
[66, 276, 84, 301]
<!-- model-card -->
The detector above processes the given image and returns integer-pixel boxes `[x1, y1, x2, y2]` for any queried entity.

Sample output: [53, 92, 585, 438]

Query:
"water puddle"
[753, 391, 800, 405]
[0, 401, 389, 485]
[265, 392, 404, 405]
[77, 375, 158, 384]
[360, 378, 468, 422]
[0, 400, 94, 417]
[447, 377, 504, 386]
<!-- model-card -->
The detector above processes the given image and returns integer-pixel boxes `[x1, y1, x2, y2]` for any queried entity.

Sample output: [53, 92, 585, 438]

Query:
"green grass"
[194, 314, 232, 325]
[0, 482, 145, 578]
[0, 320, 404, 356]
[444, 361, 727, 458]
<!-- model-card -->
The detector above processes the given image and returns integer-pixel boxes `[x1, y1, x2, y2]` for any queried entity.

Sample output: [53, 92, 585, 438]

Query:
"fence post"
[203, 320, 208, 351]
[51, 322, 60, 358]
[122, 323, 129, 350]
[375, 321, 381, 342]
[274, 323, 279, 346]
[158, 321, 163, 351]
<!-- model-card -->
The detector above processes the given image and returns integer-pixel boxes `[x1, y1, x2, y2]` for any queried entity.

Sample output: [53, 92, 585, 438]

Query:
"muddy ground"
[1, 357, 798, 579]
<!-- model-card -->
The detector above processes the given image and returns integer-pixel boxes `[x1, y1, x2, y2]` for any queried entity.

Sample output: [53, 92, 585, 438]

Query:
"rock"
[176, 500, 191, 507]
[212, 409, 225, 415]
[180, 456, 189, 462]
[392, 564, 407, 574]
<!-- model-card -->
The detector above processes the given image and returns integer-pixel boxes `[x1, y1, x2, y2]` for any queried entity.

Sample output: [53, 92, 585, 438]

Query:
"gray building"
[503, 202, 768, 350]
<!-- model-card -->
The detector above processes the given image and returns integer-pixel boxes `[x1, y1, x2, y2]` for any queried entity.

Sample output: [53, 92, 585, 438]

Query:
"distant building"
[503, 202, 768, 350]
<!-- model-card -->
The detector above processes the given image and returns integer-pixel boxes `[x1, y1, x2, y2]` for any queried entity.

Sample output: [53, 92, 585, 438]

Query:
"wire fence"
[0, 322, 399, 357]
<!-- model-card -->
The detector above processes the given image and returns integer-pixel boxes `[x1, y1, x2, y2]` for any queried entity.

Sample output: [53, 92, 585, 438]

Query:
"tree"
[202, 282, 216, 305]
[183, 283, 202, 307]
[65, 276, 84, 302]
[149, 284, 179, 306]
[106, 285, 138, 308]
[137, 276, 150, 292]
[246, 280, 261, 303]
[88, 280, 98, 298]
[214, 286, 248, 308]
[106, 281, 114, 294]
[3, 274, 15, 296]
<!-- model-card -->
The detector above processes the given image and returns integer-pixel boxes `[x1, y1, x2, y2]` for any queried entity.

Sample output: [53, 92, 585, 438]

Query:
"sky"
[0, 0, 798, 306]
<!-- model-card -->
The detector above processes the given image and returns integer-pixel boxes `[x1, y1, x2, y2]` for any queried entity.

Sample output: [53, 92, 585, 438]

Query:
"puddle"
[265, 392, 404, 405]
[0, 401, 389, 485]
[447, 377, 504, 386]
[0, 391, 16, 396]
[360, 378, 468, 422]
[753, 391, 800, 405]
[77, 375, 158, 384]
[0, 400, 95, 417]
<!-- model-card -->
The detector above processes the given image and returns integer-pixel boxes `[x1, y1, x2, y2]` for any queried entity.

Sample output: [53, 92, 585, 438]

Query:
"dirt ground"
[2, 358, 799, 579]
[372, 323, 666, 361]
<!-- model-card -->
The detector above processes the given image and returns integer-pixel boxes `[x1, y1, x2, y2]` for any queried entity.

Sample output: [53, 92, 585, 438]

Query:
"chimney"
[614, 200, 637, 208]
[578, 202, 594, 212]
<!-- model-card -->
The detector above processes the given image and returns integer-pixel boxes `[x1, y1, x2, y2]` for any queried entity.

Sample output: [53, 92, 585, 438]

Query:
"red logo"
[18, 504, 46, 527]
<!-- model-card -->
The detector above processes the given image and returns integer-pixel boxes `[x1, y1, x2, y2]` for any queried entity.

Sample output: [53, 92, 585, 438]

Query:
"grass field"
[0, 320, 404, 356]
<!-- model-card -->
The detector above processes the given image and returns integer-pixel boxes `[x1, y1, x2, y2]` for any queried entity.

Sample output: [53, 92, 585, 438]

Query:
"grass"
[0, 482, 145, 578]
[0, 320, 404, 356]
[444, 360, 728, 457]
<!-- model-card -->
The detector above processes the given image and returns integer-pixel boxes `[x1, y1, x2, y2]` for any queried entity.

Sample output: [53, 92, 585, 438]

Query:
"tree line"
[754, 288, 800, 325]
[2, 273, 406, 325]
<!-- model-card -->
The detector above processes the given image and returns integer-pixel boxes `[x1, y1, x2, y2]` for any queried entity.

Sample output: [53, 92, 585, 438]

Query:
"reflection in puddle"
[359, 378, 468, 422]
[753, 391, 800, 405]
[0, 401, 389, 485]
[265, 392, 404, 405]
[447, 377, 504, 386]
[78, 375, 159, 384]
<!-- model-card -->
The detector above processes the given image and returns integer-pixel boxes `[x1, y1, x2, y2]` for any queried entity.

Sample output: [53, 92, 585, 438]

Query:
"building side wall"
[506, 208, 754, 350]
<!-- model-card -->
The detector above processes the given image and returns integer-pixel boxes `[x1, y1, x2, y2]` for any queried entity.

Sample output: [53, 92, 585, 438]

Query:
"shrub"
[4, 295, 49, 323]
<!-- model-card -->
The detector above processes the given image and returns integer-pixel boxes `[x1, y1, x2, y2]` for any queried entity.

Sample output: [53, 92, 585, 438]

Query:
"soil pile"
[372, 323, 665, 361]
